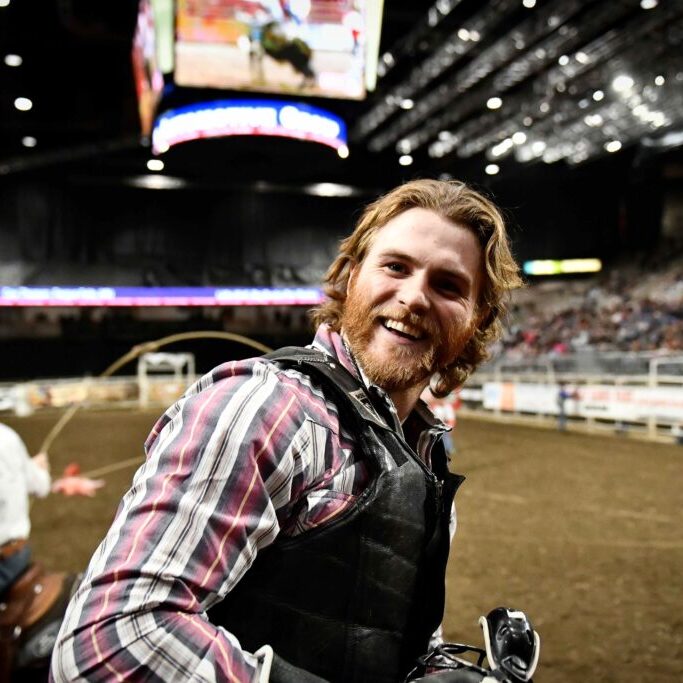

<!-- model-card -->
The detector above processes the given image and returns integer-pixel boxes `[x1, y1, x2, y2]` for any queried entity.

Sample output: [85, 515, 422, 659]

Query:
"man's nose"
[398, 276, 430, 312]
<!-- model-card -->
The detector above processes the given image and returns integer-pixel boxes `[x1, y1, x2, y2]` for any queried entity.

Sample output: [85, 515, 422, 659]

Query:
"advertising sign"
[483, 382, 683, 423]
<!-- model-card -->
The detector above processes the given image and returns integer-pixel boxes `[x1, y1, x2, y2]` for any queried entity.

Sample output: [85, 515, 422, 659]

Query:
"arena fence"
[2, 352, 682, 445]
[463, 354, 683, 444]
[0, 352, 197, 417]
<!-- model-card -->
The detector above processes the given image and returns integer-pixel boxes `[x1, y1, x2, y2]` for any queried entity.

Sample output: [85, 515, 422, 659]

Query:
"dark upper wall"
[488, 150, 666, 265]
[0, 152, 675, 287]
[0, 179, 366, 286]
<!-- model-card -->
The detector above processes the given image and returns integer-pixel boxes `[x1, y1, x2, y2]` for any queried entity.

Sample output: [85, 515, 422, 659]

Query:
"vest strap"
[265, 347, 394, 432]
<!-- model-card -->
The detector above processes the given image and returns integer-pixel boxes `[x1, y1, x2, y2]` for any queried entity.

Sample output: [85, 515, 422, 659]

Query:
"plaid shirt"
[51, 325, 449, 682]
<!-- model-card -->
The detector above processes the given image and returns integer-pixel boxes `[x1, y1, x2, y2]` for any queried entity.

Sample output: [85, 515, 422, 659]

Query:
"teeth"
[384, 319, 424, 339]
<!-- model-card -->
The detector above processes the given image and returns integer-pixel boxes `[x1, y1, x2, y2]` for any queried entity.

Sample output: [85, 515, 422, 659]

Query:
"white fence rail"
[463, 356, 683, 443]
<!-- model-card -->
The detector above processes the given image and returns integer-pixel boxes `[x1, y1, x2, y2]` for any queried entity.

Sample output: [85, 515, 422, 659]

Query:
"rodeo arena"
[1, 1, 683, 682]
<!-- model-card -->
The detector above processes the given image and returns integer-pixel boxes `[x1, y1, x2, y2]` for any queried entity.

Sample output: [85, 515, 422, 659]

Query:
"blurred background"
[0, 0, 681, 381]
[2, 2, 683, 682]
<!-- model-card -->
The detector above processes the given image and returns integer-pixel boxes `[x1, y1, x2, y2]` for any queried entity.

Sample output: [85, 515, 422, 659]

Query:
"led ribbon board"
[152, 99, 347, 154]
[0, 286, 324, 307]
[523, 258, 603, 276]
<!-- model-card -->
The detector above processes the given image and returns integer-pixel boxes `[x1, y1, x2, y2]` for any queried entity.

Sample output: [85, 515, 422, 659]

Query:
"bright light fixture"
[14, 97, 32, 111]
[531, 140, 546, 155]
[651, 112, 667, 127]
[400, 98, 414, 110]
[458, 28, 470, 41]
[306, 183, 355, 197]
[398, 154, 413, 166]
[584, 113, 603, 127]
[147, 159, 164, 171]
[337, 145, 349, 159]
[21, 136, 37, 147]
[523, 258, 602, 276]
[0, 0, 10, 7]
[612, 74, 634, 93]
[486, 96, 503, 110]
[592, 90, 604, 101]
[428, 142, 443, 158]
[126, 175, 186, 190]
[4, 54, 22, 67]
[512, 131, 527, 145]
[522, 0, 536, 7]
[558, 55, 569, 66]
[485, 164, 500, 175]
[640, 0, 657, 8]
[604, 140, 622, 153]
[654, 75, 665, 86]
[491, 138, 513, 157]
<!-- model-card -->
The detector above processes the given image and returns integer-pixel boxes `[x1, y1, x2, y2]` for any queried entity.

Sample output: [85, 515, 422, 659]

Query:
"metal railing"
[465, 352, 683, 443]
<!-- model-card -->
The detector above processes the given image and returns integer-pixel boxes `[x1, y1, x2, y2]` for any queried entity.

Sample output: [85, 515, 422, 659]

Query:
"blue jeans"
[0, 544, 31, 596]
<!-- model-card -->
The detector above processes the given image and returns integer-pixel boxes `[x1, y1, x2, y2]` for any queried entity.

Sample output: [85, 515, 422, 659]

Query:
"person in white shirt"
[0, 422, 51, 595]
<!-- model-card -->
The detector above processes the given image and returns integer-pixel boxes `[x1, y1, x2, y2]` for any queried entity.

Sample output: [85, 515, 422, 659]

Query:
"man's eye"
[386, 262, 406, 273]
[437, 280, 462, 295]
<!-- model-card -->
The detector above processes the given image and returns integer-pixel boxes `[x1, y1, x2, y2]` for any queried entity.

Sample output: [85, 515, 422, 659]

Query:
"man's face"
[341, 207, 483, 394]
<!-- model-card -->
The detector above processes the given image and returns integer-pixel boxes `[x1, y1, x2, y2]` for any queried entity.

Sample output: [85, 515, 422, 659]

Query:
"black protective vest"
[209, 348, 463, 683]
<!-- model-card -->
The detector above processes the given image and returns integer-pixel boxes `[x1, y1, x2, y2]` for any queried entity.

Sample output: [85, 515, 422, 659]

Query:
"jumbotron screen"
[174, 0, 384, 100]
[132, 0, 165, 136]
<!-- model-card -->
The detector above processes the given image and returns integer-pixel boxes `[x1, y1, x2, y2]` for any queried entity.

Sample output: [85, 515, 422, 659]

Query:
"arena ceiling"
[1, 0, 682, 193]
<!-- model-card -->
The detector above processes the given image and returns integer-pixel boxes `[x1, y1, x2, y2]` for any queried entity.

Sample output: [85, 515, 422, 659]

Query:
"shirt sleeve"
[50, 360, 325, 682]
[24, 453, 51, 498]
[1, 423, 51, 497]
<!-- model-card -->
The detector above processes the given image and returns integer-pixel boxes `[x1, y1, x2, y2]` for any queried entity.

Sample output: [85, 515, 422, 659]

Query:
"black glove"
[269, 652, 330, 683]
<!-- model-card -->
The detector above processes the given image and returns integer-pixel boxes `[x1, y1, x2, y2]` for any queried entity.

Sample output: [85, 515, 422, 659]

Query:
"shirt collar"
[413, 396, 449, 432]
[310, 323, 363, 382]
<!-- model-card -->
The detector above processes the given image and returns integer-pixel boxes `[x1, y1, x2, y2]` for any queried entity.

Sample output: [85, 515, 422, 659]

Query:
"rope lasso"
[39, 330, 273, 477]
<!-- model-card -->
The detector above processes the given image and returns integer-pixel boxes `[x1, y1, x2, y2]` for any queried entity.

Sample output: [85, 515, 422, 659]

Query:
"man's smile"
[380, 317, 427, 341]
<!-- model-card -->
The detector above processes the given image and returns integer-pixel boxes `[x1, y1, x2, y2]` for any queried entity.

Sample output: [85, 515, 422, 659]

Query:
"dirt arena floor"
[5, 408, 683, 682]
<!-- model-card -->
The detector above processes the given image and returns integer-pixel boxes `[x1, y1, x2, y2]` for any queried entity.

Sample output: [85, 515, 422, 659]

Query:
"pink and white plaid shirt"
[51, 325, 448, 682]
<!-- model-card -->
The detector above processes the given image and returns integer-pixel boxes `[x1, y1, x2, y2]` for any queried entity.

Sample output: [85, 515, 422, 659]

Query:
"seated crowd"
[499, 256, 683, 359]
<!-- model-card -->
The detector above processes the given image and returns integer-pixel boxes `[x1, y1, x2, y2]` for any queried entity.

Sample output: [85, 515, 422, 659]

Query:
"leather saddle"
[0, 563, 74, 682]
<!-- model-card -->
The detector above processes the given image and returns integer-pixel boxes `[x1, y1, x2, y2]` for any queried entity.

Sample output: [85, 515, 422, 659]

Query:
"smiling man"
[340, 206, 483, 421]
[52, 179, 522, 683]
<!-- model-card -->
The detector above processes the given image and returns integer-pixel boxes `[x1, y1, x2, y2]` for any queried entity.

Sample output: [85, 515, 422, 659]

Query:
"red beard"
[341, 279, 474, 393]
